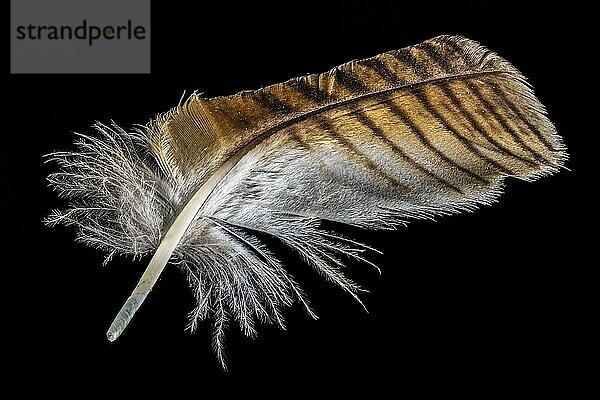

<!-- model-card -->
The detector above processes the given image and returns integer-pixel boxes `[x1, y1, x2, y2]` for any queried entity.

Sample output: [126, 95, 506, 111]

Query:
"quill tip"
[106, 293, 145, 343]
[106, 331, 118, 342]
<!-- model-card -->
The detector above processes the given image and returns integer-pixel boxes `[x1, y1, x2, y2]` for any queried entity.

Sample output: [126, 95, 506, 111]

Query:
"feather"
[45, 35, 567, 369]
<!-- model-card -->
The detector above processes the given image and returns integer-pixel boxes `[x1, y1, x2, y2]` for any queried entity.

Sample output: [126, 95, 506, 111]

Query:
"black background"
[5, 1, 590, 397]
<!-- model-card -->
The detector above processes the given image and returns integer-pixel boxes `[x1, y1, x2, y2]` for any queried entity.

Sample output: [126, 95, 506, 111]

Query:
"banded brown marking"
[412, 86, 512, 177]
[245, 70, 506, 153]
[334, 68, 370, 94]
[436, 83, 539, 167]
[360, 58, 398, 85]
[291, 79, 329, 103]
[253, 90, 293, 113]
[384, 98, 488, 184]
[391, 47, 426, 78]
[468, 80, 540, 145]
[288, 130, 311, 150]
[317, 117, 411, 194]
[487, 82, 557, 152]
[353, 110, 465, 195]
[419, 41, 455, 74]
[464, 80, 550, 164]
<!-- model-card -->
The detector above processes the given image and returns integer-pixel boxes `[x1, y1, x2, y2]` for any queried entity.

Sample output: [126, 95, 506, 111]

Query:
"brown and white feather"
[45, 36, 567, 369]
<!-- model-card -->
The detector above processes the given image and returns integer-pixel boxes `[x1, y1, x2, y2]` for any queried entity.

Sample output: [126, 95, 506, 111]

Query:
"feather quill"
[46, 35, 567, 369]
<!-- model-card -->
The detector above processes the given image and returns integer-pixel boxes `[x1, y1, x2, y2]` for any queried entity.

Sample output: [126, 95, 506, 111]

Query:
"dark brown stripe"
[419, 42, 454, 74]
[353, 111, 464, 195]
[291, 79, 329, 103]
[392, 48, 425, 78]
[361, 58, 398, 85]
[488, 83, 556, 152]
[465, 80, 550, 164]
[335, 68, 369, 93]
[385, 99, 489, 183]
[437, 84, 538, 167]
[253, 89, 293, 113]
[289, 131, 311, 150]
[318, 117, 411, 194]
[413, 87, 511, 177]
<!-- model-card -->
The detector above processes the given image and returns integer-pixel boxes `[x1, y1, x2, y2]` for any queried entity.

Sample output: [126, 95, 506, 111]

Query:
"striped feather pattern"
[156, 36, 564, 186]
[46, 36, 567, 369]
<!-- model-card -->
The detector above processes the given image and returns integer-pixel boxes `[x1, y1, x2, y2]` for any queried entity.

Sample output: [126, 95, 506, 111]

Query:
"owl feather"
[45, 36, 567, 369]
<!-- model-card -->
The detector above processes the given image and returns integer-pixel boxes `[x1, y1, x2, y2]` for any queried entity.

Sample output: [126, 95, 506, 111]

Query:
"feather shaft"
[106, 146, 250, 341]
